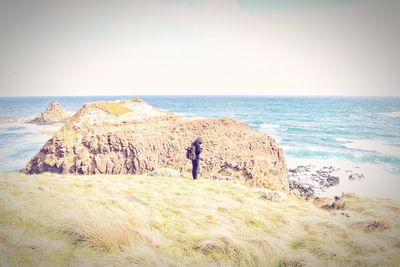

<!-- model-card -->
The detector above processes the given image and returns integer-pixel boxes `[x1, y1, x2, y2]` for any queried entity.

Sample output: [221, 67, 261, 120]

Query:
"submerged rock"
[28, 101, 70, 125]
[326, 175, 340, 187]
[22, 99, 289, 191]
[289, 165, 314, 173]
[288, 164, 347, 198]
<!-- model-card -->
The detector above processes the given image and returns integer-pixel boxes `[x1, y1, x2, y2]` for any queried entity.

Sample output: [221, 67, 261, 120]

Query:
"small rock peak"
[27, 100, 70, 125]
[46, 101, 63, 111]
[49, 100, 60, 106]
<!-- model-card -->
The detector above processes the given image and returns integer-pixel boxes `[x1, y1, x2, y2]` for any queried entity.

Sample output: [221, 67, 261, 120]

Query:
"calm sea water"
[0, 96, 400, 175]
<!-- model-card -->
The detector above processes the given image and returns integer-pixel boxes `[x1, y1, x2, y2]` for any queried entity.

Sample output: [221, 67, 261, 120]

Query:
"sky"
[0, 0, 399, 96]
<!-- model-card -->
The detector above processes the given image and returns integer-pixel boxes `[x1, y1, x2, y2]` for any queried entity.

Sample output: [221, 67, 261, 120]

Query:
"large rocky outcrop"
[22, 99, 288, 191]
[28, 101, 70, 124]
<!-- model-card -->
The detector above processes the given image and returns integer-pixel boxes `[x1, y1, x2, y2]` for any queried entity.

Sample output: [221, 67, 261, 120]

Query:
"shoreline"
[286, 157, 400, 202]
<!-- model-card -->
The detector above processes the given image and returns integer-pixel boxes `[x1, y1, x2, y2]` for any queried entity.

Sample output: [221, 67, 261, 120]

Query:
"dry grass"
[0, 172, 399, 266]
[95, 102, 131, 116]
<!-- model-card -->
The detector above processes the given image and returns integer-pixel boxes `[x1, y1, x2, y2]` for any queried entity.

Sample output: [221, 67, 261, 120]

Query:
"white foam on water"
[380, 111, 400, 118]
[286, 157, 400, 202]
[175, 112, 207, 120]
[339, 138, 400, 157]
[259, 123, 283, 142]
[0, 120, 59, 165]
[19, 116, 35, 123]
[0, 120, 61, 135]
[260, 123, 280, 130]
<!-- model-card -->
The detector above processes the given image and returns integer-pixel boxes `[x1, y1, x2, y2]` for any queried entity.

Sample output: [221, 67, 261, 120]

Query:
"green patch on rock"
[95, 102, 131, 116]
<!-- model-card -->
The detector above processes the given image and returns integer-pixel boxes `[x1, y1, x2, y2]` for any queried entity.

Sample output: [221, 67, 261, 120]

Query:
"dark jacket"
[193, 137, 202, 160]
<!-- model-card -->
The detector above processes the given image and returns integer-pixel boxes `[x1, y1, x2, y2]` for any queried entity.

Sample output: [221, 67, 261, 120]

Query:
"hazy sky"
[0, 0, 399, 96]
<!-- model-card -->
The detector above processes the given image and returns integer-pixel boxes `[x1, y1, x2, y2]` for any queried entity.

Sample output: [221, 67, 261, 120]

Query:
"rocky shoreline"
[16, 99, 388, 201]
[288, 163, 365, 199]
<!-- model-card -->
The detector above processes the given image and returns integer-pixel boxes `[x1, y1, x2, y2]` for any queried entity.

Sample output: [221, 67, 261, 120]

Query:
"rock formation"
[288, 164, 366, 199]
[0, 117, 16, 124]
[28, 101, 70, 124]
[22, 98, 288, 191]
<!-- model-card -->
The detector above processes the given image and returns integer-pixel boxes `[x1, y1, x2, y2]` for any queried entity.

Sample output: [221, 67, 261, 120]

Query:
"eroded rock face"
[22, 99, 288, 191]
[28, 101, 70, 125]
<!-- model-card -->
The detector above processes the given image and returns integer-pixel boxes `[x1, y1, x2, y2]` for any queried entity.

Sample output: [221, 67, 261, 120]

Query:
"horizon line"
[1, 94, 400, 98]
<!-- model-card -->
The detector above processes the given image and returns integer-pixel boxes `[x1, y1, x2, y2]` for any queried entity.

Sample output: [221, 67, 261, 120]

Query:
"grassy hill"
[0, 172, 399, 266]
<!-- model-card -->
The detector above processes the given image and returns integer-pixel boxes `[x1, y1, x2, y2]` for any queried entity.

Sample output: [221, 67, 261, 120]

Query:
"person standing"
[191, 137, 202, 179]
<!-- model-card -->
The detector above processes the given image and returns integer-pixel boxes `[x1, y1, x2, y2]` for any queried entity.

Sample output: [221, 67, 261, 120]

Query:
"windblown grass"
[95, 102, 131, 116]
[0, 172, 399, 266]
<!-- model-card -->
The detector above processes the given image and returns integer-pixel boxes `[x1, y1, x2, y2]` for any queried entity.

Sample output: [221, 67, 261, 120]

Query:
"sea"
[1, 96, 399, 200]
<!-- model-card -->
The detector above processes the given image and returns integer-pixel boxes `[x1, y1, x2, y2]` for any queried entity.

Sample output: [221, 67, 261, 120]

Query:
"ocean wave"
[338, 138, 400, 157]
[380, 111, 400, 118]
[0, 121, 61, 134]
[258, 123, 282, 142]
[284, 146, 355, 160]
[176, 112, 208, 120]
[260, 123, 280, 130]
